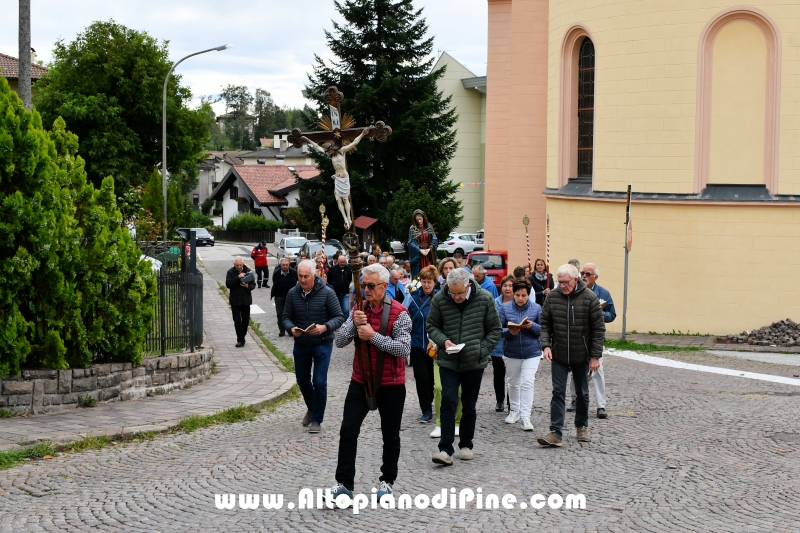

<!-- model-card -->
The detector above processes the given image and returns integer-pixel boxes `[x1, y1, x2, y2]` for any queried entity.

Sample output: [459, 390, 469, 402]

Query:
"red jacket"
[352, 299, 407, 386]
[251, 246, 268, 267]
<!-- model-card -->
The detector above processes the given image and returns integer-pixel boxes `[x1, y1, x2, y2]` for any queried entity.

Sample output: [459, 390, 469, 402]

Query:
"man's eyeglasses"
[450, 289, 468, 298]
[580, 271, 596, 277]
[557, 280, 574, 286]
[363, 282, 386, 291]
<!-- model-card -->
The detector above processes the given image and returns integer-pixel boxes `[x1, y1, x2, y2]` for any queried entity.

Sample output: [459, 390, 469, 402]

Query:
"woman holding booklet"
[498, 278, 542, 432]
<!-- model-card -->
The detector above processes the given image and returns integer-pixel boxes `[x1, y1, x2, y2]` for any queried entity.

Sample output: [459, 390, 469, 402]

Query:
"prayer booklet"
[445, 343, 465, 354]
[293, 324, 318, 334]
[507, 317, 531, 328]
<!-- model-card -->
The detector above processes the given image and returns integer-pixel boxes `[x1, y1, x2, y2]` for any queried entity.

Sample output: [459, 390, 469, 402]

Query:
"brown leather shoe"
[302, 410, 312, 427]
[537, 431, 563, 447]
[308, 422, 321, 433]
[576, 426, 591, 442]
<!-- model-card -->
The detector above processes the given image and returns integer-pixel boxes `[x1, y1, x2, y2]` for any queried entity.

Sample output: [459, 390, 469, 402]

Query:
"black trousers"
[490, 356, 507, 405]
[231, 304, 250, 343]
[410, 347, 434, 414]
[255, 266, 269, 287]
[336, 380, 406, 492]
[550, 360, 590, 437]
[274, 296, 286, 334]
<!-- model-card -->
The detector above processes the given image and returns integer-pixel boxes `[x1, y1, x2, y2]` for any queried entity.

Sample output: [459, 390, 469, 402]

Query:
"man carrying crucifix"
[302, 127, 370, 230]
[328, 263, 412, 504]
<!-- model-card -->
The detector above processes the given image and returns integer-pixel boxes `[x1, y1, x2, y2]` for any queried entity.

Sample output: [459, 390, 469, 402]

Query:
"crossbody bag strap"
[371, 296, 393, 406]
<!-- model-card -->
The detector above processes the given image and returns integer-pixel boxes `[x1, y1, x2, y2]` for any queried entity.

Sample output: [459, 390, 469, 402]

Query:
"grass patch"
[0, 409, 16, 418]
[62, 433, 109, 453]
[0, 441, 57, 470]
[250, 321, 295, 372]
[605, 339, 702, 352]
[0, 386, 300, 471]
[78, 394, 97, 408]
[173, 385, 299, 434]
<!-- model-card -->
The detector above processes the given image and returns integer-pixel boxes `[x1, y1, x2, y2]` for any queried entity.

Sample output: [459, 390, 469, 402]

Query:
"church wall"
[546, 0, 800, 196]
[547, 197, 800, 334]
[484, 0, 514, 252]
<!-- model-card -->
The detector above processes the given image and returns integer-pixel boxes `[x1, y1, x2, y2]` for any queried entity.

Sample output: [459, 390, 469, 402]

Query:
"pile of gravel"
[724, 319, 800, 347]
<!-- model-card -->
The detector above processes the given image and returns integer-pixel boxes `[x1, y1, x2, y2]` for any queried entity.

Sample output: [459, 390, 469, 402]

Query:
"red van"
[466, 250, 508, 289]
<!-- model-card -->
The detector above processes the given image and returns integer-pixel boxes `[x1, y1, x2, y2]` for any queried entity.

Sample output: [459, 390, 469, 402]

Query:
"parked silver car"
[276, 236, 308, 264]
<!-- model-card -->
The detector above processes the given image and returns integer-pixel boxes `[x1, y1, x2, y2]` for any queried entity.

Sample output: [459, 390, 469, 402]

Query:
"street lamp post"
[162, 44, 231, 245]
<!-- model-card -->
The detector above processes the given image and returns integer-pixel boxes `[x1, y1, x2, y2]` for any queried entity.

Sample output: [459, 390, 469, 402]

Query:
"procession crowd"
[224, 236, 617, 504]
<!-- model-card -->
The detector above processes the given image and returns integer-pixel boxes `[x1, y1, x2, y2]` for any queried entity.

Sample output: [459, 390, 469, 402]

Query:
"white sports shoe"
[505, 411, 520, 424]
[455, 426, 460, 437]
[521, 417, 534, 431]
[430, 426, 441, 438]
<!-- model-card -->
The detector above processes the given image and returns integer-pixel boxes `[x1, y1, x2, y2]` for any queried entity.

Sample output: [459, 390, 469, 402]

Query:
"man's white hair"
[362, 264, 390, 283]
[447, 267, 471, 288]
[556, 264, 580, 279]
[472, 264, 486, 275]
[584, 262, 599, 276]
[233, 256, 243, 263]
[280, 257, 290, 264]
[297, 259, 316, 275]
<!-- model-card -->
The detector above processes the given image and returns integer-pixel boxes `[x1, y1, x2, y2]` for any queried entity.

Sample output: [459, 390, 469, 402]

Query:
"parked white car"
[440, 233, 481, 256]
[276, 236, 308, 264]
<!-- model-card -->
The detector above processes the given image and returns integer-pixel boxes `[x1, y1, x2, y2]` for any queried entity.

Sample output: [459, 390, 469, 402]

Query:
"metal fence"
[144, 269, 204, 356]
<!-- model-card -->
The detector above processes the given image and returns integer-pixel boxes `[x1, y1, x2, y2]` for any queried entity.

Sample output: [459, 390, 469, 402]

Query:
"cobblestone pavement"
[1, 244, 798, 532]
[0, 253, 293, 451]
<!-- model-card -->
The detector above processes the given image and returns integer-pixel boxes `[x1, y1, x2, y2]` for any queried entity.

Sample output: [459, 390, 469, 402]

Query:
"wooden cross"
[288, 86, 391, 151]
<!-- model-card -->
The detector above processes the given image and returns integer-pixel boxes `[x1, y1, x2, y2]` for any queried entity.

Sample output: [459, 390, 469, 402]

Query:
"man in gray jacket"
[537, 264, 605, 447]
[282, 260, 345, 433]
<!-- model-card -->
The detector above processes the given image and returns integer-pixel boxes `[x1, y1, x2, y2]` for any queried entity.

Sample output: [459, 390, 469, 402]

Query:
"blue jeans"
[337, 294, 350, 317]
[550, 360, 590, 437]
[293, 342, 333, 424]
[438, 366, 484, 456]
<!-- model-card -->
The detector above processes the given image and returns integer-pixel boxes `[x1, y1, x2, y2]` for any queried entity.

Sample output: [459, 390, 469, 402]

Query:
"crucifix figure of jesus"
[302, 127, 370, 229]
[288, 86, 392, 231]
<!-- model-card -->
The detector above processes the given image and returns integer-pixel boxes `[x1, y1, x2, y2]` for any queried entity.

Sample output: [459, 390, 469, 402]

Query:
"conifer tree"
[301, 0, 462, 240]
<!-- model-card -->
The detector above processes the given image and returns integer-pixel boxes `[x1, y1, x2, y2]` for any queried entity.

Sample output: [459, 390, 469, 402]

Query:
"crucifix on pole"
[289, 86, 392, 410]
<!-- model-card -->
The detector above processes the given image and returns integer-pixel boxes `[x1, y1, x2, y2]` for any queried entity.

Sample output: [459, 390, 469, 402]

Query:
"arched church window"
[577, 37, 595, 178]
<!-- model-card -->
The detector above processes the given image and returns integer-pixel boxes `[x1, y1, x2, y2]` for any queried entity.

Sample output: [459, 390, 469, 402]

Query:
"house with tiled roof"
[210, 164, 320, 227]
[0, 52, 48, 94]
[190, 151, 247, 207]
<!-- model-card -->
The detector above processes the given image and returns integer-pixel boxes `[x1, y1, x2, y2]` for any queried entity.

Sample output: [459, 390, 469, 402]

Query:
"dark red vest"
[351, 299, 407, 386]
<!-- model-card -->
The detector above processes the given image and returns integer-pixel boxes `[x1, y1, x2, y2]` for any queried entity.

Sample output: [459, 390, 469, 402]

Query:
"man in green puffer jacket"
[537, 264, 605, 448]
[426, 268, 502, 465]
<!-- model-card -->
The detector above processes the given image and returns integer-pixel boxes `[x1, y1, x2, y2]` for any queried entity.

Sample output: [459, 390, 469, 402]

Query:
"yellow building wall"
[709, 20, 766, 185]
[546, 0, 800, 196]
[547, 197, 800, 334]
[434, 53, 487, 234]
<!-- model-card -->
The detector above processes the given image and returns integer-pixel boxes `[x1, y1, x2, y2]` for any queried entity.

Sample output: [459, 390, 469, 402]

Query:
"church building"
[484, 0, 800, 334]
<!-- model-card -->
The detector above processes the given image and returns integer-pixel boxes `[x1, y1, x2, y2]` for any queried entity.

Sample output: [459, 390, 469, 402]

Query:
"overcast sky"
[2, 0, 488, 114]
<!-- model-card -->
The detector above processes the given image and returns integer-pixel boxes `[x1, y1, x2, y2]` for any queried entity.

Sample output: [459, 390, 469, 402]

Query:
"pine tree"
[301, 0, 461, 241]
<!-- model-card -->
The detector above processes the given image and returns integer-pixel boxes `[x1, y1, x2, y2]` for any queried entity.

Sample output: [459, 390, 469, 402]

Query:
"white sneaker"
[430, 426, 441, 438]
[455, 426, 460, 437]
[505, 411, 520, 424]
[521, 417, 534, 431]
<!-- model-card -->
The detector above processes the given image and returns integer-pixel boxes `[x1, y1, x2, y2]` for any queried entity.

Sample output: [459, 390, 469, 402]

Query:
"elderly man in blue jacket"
[567, 262, 615, 419]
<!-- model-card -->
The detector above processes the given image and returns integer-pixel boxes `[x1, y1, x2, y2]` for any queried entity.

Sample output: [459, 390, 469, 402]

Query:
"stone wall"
[0, 349, 213, 415]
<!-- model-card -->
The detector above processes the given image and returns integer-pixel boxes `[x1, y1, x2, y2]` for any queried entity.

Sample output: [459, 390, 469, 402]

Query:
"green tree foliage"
[283, 206, 312, 232]
[32, 20, 209, 192]
[301, 0, 461, 241]
[219, 84, 255, 151]
[141, 170, 191, 236]
[0, 80, 156, 375]
[200, 98, 226, 151]
[225, 213, 282, 232]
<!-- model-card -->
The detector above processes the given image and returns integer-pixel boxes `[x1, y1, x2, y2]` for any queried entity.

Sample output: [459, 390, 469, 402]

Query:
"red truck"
[466, 250, 508, 290]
